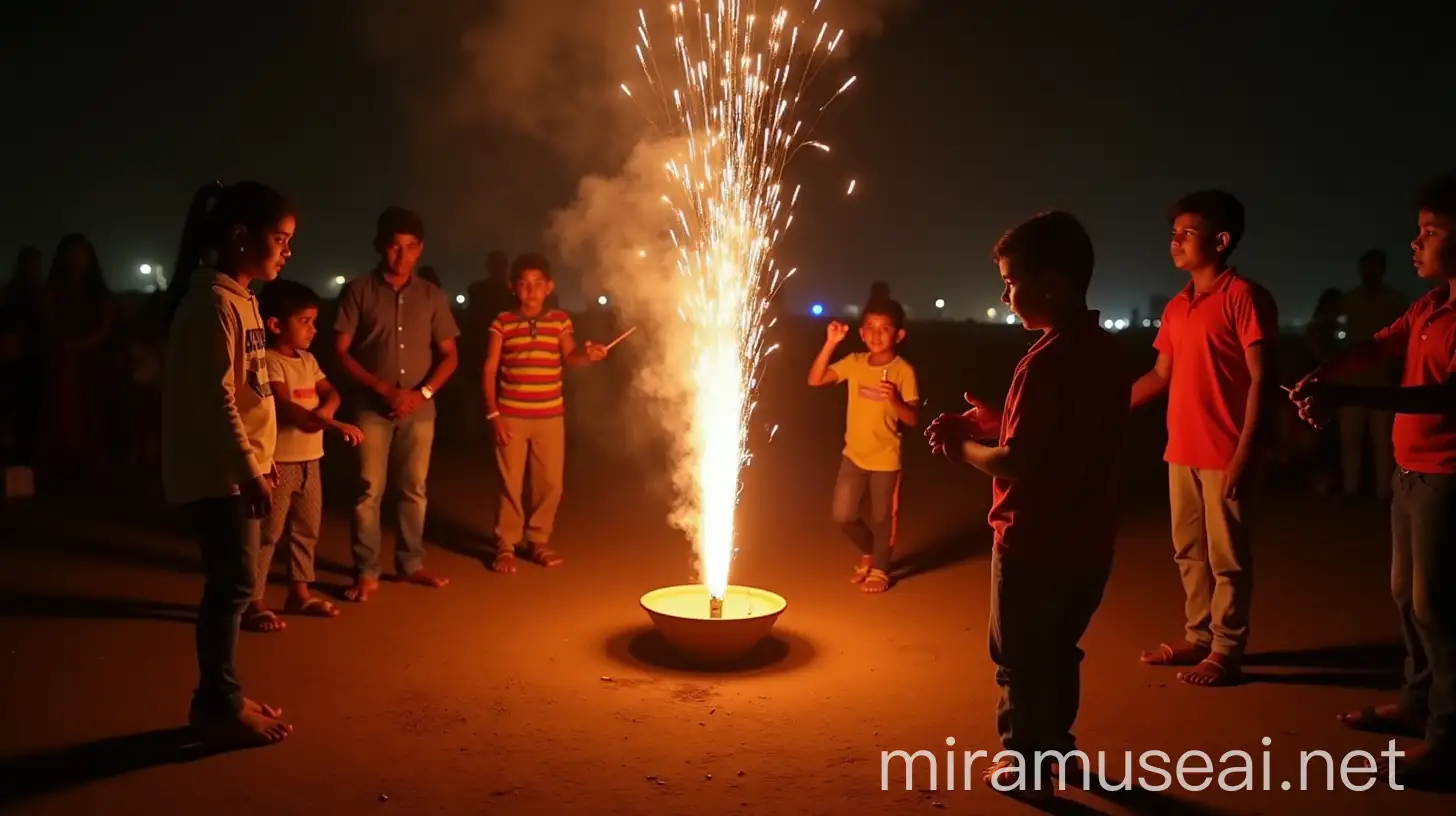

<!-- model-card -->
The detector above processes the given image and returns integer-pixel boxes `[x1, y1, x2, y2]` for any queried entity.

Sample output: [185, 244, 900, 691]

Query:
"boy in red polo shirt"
[1131, 190, 1278, 688]
[927, 211, 1131, 798]
[1291, 172, 1456, 787]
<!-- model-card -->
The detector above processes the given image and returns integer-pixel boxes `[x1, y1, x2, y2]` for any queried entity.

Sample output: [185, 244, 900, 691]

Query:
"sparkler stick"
[604, 325, 638, 351]
[623, 1, 856, 608]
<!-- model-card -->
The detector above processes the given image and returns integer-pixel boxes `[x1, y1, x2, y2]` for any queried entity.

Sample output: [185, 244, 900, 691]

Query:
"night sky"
[4, 0, 1452, 323]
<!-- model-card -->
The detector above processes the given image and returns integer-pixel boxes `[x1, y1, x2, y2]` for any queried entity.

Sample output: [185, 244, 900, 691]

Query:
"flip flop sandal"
[491, 551, 518, 573]
[527, 546, 564, 567]
[287, 598, 340, 618]
[1178, 658, 1241, 687]
[860, 568, 891, 593]
[242, 609, 286, 633]
[850, 557, 872, 584]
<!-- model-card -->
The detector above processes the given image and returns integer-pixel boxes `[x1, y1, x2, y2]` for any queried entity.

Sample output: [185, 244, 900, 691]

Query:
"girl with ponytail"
[161, 180, 296, 746]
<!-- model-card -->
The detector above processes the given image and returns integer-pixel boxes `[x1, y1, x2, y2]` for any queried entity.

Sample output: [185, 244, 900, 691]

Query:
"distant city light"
[1153, 319, 1163, 328]
[597, 295, 609, 306]
[1005, 314, 1017, 325]
[934, 298, 946, 309]
[333, 275, 346, 286]
[1337, 330, 1348, 340]
[1142, 318, 1152, 328]
[1114, 319, 1129, 331]
[138, 263, 152, 275]
[455, 294, 466, 305]
[1103, 319, 1115, 329]
[986, 307, 998, 320]
[811, 303, 825, 317]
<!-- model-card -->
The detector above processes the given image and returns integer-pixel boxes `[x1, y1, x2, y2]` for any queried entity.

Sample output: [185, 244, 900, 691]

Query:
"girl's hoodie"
[161, 269, 277, 505]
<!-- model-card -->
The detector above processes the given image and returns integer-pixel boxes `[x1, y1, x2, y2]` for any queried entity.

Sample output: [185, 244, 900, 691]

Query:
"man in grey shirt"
[334, 207, 460, 601]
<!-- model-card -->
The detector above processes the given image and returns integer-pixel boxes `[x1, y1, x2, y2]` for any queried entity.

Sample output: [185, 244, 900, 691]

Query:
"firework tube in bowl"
[641, 584, 787, 664]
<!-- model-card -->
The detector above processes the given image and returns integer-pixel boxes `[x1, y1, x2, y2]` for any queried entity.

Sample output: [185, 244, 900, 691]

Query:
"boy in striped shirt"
[483, 253, 607, 572]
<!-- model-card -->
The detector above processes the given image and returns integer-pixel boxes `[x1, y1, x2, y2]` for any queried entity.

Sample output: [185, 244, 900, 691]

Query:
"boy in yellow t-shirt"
[807, 287, 920, 592]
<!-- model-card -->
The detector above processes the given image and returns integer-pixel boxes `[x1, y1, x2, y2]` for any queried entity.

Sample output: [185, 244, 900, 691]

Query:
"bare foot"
[849, 555, 872, 584]
[404, 569, 449, 588]
[1337, 702, 1425, 737]
[1139, 641, 1210, 666]
[1178, 653, 1242, 687]
[344, 577, 379, 602]
[860, 568, 891, 593]
[242, 697, 284, 719]
[193, 708, 292, 748]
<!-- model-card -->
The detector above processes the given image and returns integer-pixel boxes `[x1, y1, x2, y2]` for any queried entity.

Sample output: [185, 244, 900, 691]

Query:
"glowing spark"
[631, 0, 852, 602]
[846, 178, 856, 195]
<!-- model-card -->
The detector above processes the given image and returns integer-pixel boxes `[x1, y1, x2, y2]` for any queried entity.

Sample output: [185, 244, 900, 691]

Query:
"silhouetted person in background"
[1335, 249, 1407, 500]
[1, 246, 46, 467]
[40, 233, 115, 490]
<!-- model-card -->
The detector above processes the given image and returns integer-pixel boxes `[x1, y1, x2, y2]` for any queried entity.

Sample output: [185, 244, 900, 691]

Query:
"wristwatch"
[421, 385, 435, 400]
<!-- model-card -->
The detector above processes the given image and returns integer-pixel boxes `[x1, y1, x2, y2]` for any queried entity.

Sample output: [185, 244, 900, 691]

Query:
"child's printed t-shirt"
[829, 352, 919, 472]
[266, 349, 327, 463]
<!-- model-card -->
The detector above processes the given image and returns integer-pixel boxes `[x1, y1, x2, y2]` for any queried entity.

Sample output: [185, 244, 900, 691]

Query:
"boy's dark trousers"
[1391, 468, 1456, 752]
[831, 456, 899, 573]
[989, 546, 1112, 758]
[185, 495, 259, 720]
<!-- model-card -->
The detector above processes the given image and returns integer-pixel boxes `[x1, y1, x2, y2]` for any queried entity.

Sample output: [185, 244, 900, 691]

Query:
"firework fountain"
[626, 0, 855, 663]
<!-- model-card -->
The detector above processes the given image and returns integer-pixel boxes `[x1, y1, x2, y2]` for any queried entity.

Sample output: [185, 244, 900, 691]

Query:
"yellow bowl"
[640, 584, 787, 664]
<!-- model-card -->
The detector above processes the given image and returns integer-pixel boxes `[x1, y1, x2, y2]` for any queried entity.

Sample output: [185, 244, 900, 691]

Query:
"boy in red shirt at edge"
[927, 211, 1131, 798]
[1131, 190, 1278, 688]
[1291, 172, 1456, 788]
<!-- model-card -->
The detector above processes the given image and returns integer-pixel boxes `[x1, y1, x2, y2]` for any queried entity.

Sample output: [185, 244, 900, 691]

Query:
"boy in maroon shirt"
[1131, 190, 1278, 688]
[927, 211, 1131, 798]
[1292, 172, 1456, 788]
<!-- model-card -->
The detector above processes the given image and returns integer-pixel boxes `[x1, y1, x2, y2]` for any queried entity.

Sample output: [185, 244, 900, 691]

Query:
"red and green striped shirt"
[490, 309, 573, 418]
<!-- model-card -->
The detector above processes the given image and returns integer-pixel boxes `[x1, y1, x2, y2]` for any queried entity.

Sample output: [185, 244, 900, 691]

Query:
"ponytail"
[163, 181, 223, 333]
[162, 180, 293, 334]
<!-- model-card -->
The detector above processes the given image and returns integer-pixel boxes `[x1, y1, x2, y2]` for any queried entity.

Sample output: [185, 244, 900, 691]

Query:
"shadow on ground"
[603, 625, 817, 677]
[1242, 642, 1403, 691]
[0, 592, 195, 624]
[0, 729, 236, 807]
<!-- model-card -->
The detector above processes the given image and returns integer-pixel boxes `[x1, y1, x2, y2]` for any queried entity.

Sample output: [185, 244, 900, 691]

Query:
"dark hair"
[862, 282, 905, 330]
[1359, 248, 1386, 268]
[164, 181, 295, 331]
[376, 206, 426, 244]
[1314, 287, 1344, 315]
[259, 278, 320, 329]
[1168, 190, 1245, 254]
[1413, 172, 1456, 219]
[991, 210, 1095, 296]
[510, 252, 552, 283]
[47, 234, 111, 302]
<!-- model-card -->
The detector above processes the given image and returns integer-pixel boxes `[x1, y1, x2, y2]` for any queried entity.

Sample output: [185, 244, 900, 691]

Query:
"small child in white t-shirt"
[245, 280, 363, 633]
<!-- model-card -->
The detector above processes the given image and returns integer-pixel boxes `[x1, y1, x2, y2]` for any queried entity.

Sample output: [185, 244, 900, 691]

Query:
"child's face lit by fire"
[1412, 210, 1456, 281]
[235, 215, 295, 283]
[512, 269, 554, 313]
[858, 313, 902, 355]
[269, 306, 318, 352]
[1000, 258, 1054, 331]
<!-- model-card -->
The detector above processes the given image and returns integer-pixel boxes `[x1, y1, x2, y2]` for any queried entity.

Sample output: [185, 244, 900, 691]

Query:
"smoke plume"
[360, 0, 914, 579]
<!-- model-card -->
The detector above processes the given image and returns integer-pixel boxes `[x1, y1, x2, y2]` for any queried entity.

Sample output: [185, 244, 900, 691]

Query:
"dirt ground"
[0, 324, 1451, 815]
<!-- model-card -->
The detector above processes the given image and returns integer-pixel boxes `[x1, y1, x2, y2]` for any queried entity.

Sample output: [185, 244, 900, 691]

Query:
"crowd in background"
[0, 236, 1418, 503]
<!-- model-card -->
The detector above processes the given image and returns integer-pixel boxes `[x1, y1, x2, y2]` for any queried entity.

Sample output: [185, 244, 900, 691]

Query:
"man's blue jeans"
[351, 410, 435, 579]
